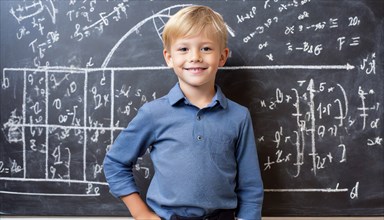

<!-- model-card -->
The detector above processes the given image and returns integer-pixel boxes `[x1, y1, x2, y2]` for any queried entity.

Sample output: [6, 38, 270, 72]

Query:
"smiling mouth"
[184, 67, 207, 71]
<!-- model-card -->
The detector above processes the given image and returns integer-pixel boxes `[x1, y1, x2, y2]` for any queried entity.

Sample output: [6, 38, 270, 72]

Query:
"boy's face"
[163, 31, 229, 91]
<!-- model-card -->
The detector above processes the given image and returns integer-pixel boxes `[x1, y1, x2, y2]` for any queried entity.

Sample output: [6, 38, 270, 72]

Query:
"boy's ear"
[219, 48, 230, 67]
[163, 49, 173, 67]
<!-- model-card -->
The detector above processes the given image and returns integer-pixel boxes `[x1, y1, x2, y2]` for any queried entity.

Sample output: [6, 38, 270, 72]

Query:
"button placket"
[195, 111, 203, 141]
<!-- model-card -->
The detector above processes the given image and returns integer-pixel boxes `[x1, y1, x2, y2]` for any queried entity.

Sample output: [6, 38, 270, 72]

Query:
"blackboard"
[1, 0, 383, 217]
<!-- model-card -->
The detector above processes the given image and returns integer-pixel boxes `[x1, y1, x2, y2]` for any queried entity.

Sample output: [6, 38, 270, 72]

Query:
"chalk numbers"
[86, 183, 100, 195]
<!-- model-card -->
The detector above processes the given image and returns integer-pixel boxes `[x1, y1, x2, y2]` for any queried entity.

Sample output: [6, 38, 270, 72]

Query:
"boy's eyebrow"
[174, 39, 216, 45]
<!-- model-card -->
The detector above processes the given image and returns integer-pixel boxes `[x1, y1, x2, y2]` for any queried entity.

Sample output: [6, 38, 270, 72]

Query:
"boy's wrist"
[121, 193, 160, 219]
[132, 211, 161, 220]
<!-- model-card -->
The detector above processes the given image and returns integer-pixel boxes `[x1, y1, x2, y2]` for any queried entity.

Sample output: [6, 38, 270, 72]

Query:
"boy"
[103, 5, 263, 220]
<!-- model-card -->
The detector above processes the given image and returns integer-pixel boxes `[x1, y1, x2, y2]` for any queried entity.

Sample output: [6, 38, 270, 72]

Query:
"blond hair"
[162, 5, 228, 50]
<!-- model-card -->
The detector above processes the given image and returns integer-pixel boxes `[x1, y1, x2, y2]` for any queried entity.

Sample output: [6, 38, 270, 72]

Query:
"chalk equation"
[235, 0, 377, 64]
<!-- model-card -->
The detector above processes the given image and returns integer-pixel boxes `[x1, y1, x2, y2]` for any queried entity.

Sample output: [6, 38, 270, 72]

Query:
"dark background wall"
[1, 0, 383, 217]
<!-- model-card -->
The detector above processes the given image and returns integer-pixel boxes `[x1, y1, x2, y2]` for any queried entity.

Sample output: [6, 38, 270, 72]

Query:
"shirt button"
[197, 135, 203, 140]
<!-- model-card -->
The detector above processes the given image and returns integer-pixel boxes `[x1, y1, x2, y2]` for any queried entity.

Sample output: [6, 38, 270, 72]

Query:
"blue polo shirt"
[103, 83, 263, 220]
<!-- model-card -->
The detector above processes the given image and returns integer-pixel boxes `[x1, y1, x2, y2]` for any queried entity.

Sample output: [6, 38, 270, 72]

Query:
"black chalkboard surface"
[1, 0, 383, 217]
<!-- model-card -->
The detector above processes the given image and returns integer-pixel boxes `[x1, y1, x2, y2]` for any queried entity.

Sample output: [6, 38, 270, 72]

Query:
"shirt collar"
[168, 83, 228, 109]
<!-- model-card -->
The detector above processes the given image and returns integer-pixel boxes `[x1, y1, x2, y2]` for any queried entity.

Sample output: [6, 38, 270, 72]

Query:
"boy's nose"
[189, 50, 203, 62]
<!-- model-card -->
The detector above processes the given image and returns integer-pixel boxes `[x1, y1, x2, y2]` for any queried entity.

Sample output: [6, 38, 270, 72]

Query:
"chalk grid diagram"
[1, 1, 382, 204]
[1, 67, 172, 197]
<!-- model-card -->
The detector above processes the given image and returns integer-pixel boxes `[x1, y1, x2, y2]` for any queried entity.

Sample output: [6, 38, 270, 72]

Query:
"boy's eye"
[201, 47, 212, 52]
[178, 47, 188, 52]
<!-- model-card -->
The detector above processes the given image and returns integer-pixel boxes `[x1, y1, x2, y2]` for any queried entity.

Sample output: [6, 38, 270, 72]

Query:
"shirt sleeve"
[235, 110, 264, 220]
[103, 104, 156, 198]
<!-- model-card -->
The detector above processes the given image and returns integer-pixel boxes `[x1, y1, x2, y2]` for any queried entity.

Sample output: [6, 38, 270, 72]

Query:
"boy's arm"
[103, 104, 158, 214]
[235, 110, 264, 220]
[121, 193, 160, 220]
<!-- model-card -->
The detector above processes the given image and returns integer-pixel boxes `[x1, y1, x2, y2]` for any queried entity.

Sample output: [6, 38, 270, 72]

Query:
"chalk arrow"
[220, 63, 355, 71]
[4, 63, 356, 73]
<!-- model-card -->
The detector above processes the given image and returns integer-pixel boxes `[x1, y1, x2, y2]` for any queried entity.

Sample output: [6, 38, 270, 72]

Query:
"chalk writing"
[236, 1, 367, 63]
[259, 77, 381, 175]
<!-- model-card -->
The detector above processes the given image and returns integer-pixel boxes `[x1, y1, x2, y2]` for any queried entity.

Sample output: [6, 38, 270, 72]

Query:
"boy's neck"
[179, 83, 216, 109]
